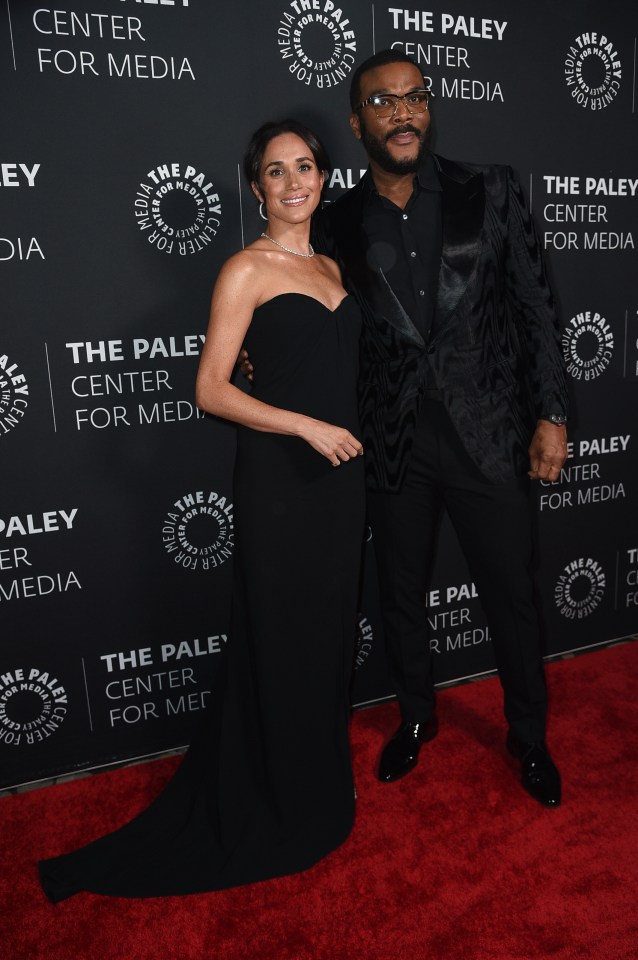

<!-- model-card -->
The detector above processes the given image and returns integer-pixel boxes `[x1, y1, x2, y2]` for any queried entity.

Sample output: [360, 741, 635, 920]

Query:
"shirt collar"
[416, 153, 441, 191]
[361, 152, 441, 202]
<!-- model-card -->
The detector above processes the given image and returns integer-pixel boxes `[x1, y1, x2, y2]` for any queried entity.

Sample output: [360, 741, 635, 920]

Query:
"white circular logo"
[355, 613, 374, 669]
[134, 163, 222, 255]
[0, 353, 29, 437]
[277, 1, 357, 89]
[162, 490, 234, 572]
[0, 667, 68, 747]
[554, 558, 605, 619]
[562, 310, 614, 381]
[564, 32, 622, 110]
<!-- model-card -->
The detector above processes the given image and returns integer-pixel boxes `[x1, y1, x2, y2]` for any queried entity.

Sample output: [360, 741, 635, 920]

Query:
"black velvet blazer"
[313, 155, 569, 493]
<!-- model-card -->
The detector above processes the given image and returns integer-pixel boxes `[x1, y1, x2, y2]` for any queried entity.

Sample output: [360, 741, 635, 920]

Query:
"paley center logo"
[355, 613, 374, 669]
[564, 31, 621, 110]
[0, 667, 68, 747]
[134, 163, 222, 255]
[554, 558, 605, 620]
[277, 0, 357, 88]
[562, 310, 614, 381]
[162, 490, 234, 571]
[0, 353, 29, 437]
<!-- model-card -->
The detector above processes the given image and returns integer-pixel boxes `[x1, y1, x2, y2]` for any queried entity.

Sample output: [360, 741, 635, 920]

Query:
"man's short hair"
[349, 49, 425, 110]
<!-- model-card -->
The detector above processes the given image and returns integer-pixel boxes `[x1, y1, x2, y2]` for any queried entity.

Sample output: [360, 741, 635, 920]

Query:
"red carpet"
[2, 642, 637, 960]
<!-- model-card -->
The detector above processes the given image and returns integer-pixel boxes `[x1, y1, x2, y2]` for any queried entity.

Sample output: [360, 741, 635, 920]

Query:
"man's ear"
[349, 111, 362, 141]
[251, 180, 264, 202]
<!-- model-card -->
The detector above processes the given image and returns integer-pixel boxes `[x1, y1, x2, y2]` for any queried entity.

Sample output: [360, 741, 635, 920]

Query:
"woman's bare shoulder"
[212, 247, 274, 298]
[219, 246, 266, 279]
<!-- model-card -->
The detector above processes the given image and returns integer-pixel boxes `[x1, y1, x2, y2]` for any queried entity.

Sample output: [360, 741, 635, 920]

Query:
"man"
[313, 49, 569, 807]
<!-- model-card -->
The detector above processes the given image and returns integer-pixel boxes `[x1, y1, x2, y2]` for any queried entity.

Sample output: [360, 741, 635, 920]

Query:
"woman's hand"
[298, 419, 364, 466]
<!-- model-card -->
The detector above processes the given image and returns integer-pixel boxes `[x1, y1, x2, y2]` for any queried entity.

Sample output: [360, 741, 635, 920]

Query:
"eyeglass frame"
[355, 88, 434, 119]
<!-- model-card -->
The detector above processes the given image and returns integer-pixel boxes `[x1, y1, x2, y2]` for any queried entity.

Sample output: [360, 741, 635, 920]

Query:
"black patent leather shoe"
[378, 717, 438, 783]
[507, 732, 562, 807]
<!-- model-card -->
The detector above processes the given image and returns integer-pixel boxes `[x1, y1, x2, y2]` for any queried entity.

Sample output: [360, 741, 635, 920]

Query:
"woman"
[39, 120, 365, 901]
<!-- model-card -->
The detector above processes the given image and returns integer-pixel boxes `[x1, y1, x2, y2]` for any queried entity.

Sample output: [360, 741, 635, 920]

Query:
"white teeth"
[282, 197, 306, 205]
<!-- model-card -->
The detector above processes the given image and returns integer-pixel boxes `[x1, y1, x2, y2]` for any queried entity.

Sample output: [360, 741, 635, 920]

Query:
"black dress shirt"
[360, 154, 442, 343]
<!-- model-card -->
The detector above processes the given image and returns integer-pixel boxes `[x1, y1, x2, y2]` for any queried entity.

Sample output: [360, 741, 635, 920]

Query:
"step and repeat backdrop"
[1, 0, 637, 789]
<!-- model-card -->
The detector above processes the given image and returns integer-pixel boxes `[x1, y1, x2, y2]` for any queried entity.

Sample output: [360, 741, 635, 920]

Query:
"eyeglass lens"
[372, 92, 429, 117]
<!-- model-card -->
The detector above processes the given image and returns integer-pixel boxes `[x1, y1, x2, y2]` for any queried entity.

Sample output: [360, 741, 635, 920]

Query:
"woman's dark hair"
[349, 49, 425, 110]
[243, 119, 330, 190]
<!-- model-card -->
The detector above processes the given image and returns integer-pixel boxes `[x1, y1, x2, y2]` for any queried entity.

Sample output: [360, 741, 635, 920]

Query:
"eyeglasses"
[356, 89, 433, 119]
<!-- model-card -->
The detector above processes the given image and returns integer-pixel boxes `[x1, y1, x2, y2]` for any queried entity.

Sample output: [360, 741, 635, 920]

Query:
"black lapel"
[433, 155, 485, 326]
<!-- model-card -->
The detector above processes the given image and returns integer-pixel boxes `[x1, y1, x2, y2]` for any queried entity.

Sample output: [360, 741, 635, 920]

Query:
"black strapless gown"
[39, 293, 365, 901]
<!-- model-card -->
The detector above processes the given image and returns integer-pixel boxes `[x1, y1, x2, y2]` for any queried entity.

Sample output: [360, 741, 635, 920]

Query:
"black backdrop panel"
[1, 0, 636, 787]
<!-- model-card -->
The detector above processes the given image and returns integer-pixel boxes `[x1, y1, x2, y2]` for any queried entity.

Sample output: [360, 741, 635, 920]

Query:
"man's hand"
[528, 420, 568, 481]
[237, 348, 253, 382]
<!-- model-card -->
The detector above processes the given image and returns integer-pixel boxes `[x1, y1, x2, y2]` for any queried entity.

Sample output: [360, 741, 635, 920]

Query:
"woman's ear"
[251, 180, 263, 203]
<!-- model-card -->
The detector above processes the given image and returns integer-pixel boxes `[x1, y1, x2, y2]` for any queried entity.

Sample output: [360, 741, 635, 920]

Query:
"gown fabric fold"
[39, 293, 365, 901]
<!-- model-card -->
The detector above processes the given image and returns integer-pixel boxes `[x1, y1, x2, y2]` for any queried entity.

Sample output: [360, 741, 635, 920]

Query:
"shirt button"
[403, 214, 408, 220]
[410, 251, 417, 258]
[419, 289, 425, 296]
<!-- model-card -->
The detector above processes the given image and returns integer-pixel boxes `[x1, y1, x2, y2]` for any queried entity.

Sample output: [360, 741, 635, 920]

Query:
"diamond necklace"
[261, 232, 314, 258]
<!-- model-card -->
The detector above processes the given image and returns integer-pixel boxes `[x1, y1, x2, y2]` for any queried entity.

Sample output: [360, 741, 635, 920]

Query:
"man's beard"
[360, 120, 430, 174]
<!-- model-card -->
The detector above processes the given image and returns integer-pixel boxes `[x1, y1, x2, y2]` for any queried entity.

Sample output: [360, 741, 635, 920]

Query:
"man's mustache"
[385, 125, 422, 142]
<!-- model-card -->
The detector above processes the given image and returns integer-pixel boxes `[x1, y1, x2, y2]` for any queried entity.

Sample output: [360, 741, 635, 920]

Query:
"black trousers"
[367, 400, 548, 743]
